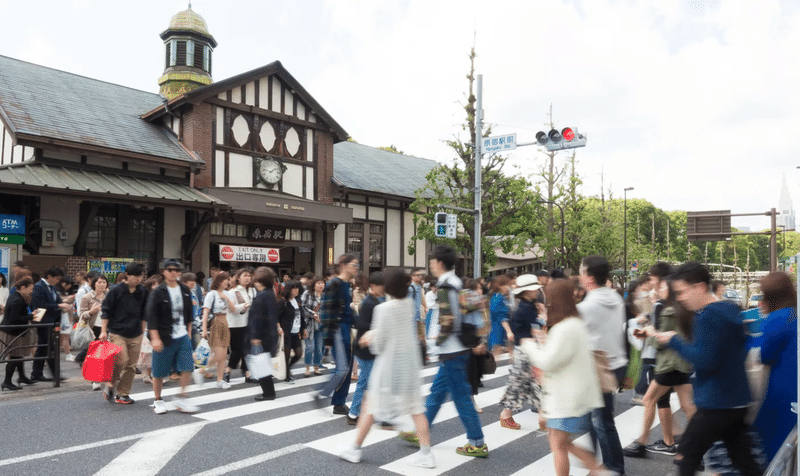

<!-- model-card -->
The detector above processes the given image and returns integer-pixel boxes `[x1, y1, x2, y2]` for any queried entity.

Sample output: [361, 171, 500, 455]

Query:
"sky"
[2, 0, 799, 232]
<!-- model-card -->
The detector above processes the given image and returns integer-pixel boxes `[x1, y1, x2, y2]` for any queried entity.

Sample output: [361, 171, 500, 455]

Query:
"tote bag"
[246, 345, 273, 380]
[272, 337, 287, 381]
[82, 340, 122, 383]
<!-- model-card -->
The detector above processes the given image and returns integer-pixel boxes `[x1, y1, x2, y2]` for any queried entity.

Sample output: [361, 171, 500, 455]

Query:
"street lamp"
[623, 187, 634, 288]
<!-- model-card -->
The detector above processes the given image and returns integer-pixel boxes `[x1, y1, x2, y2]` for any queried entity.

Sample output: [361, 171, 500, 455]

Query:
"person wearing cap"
[499, 274, 545, 430]
[145, 258, 198, 414]
[100, 262, 148, 405]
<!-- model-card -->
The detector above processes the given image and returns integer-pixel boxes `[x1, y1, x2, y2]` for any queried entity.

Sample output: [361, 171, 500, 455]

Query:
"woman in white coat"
[338, 268, 435, 469]
[520, 279, 610, 476]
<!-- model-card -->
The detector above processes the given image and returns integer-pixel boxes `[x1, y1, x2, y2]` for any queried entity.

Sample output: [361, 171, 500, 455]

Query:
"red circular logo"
[268, 249, 279, 263]
[221, 246, 234, 260]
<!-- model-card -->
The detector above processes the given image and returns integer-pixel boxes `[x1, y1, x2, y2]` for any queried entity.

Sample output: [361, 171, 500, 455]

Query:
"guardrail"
[0, 322, 61, 387]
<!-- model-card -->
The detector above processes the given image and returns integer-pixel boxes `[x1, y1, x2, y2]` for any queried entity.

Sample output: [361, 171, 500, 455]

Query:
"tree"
[408, 48, 539, 276]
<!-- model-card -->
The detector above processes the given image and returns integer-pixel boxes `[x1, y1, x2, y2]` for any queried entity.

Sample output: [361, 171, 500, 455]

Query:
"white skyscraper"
[777, 174, 795, 230]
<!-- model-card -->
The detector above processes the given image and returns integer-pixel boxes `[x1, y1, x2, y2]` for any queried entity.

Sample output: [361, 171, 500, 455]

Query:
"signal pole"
[473, 75, 483, 279]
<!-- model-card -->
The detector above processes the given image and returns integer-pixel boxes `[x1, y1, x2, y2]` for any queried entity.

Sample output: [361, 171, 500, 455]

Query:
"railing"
[0, 322, 60, 388]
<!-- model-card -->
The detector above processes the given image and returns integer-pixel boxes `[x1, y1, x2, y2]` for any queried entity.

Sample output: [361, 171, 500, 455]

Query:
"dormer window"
[169, 39, 177, 67]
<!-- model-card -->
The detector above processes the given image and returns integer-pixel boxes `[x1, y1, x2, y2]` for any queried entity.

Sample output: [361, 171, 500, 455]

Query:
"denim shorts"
[547, 413, 592, 434]
[152, 335, 194, 378]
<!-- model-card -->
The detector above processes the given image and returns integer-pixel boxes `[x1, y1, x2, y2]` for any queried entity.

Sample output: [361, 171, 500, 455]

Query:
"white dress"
[366, 297, 425, 420]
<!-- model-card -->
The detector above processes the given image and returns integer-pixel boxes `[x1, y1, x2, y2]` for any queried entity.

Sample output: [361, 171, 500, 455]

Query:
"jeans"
[589, 366, 627, 474]
[349, 357, 374, 417]
[304, 327, 323, 366]
[318, 323, 352, 405]
[424, 309, 433, 337]
[425, 353, 484, 446]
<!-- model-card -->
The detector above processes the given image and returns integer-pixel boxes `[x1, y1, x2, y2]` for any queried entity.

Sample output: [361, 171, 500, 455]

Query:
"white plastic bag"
[246, 345, 273, 380]
[70, 324, 94, 352]
[193, 338, 211, 367]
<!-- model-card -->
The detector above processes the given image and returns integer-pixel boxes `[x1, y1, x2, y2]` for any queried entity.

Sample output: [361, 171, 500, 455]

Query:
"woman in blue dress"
[488, 276, 514, 358]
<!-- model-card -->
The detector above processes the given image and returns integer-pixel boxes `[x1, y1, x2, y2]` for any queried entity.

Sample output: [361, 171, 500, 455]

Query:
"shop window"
[80, 203, 160, 272]
[369, 224, 384, 270]
[85, 204, 117, 258]
[347, 223, 363, 256]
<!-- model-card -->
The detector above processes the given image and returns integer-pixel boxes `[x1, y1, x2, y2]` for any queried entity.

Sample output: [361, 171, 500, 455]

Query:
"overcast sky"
[2, 0, 798, 232]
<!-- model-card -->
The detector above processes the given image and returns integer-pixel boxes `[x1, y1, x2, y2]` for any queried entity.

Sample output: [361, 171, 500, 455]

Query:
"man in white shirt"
[578, 255, 627, 476]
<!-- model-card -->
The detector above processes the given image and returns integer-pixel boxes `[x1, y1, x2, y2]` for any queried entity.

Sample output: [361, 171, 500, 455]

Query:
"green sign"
[0, 234, 25, 244]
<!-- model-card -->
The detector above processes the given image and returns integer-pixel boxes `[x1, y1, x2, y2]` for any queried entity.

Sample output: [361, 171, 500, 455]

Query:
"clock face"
[259, 158, 283, 184]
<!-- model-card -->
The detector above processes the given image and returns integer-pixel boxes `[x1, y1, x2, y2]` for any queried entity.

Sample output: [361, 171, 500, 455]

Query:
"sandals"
[500, 416, 521, 430]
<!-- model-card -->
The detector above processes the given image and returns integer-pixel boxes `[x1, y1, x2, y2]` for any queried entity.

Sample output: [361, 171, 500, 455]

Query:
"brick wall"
[182, 102, 214, 189]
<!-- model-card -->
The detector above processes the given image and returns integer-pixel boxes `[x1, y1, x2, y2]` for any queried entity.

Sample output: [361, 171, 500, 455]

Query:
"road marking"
[0, 422, 207, 468]
[305, 386, 509, 454]
[94, 421, 208, 476]
[191, 443, 305, 476]
[242, 366, 511, 434]
[508, 393, 681, 475]
[193, 364, 461, 422]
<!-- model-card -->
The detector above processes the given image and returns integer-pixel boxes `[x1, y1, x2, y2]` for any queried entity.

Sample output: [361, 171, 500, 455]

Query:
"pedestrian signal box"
[434, 212, 457, 239]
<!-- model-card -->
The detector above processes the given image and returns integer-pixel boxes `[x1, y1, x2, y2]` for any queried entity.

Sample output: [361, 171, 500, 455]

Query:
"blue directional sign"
[0, 214, 25, 235]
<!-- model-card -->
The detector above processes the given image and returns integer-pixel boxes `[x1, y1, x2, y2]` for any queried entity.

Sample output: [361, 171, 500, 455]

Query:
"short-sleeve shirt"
[203, 290, 228, 315]
[167, 284, 187, 339]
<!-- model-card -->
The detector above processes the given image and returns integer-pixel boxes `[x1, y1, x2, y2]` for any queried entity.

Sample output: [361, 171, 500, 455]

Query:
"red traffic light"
[562, 127, 575, 141]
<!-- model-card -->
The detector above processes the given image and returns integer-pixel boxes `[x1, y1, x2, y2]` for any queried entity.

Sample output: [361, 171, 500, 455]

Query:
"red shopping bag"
[82, 340, 122, 383]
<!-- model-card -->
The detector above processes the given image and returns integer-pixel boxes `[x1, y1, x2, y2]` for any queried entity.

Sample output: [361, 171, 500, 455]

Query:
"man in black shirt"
[100, 262, 147, 405]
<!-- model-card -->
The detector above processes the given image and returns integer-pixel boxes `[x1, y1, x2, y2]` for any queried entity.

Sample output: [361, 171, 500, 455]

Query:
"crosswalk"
[0, 354, 684, 476]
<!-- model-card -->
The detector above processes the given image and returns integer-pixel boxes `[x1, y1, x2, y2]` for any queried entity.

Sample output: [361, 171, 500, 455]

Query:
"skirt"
[0, 329, 36, 358]
[209, 315, 230, 348]
[547, 413, 592, 434]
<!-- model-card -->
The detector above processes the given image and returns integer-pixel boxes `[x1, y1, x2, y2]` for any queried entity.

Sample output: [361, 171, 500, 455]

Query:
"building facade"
[0, 6, 437, 280]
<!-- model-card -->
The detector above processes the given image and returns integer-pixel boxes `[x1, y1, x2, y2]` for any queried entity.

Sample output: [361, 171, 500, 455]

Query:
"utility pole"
[473, 75, 483, 279]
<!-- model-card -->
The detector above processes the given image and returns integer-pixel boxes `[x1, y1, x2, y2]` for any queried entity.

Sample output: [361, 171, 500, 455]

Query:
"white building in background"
[777, 174, 795, 230]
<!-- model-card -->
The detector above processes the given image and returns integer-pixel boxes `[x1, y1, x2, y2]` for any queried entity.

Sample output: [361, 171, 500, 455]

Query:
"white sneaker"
[216, 380, 231, 390]
[337, 446, 362, 463]
[173, 397, 199, 414]
[65, 354, 75, 362]
[92, 382, 101, 391]
[192, 369, 204, 386]
[153, 399, 167, 414]
[407, 450, 436, 468]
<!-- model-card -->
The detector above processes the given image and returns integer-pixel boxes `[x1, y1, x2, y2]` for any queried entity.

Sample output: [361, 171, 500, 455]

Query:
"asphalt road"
[0, 352, 685, 476]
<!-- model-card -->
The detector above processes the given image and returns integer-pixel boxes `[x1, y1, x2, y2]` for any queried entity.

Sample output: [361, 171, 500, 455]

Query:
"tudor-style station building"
[0, 6, 434, 279]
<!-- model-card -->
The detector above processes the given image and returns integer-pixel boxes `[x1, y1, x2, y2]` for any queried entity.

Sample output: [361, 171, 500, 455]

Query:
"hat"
[534, 269, 549, 277]
[513, 274, 541, 294]
[160, 258, 184, 271]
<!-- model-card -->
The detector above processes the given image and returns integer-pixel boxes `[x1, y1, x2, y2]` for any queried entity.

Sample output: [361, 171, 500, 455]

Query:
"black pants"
[283, 333, 302, 377]
[676, 407, 761, 476]
[467, 352, 485, 396]
[4, 356, 23, 384]
[228, 327, 248, 372]
[32, 326, 57, 378]
[259, 376, 275, 398]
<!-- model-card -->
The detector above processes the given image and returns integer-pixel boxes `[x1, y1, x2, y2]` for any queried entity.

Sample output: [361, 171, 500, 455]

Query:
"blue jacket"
[668, 300, 751, 409]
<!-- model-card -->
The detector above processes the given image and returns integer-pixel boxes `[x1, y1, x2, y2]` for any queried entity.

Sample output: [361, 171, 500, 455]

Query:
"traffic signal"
[435, 212, 448, 237]
[536, 127, 587, 151]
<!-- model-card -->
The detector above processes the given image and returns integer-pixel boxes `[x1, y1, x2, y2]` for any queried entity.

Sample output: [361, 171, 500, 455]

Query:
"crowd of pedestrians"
[1, 249, 797, 474]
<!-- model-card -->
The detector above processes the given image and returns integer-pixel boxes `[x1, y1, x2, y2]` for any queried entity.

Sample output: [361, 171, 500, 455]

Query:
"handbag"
[82, 340, 122, 383]
[481, 352, 497, 374]
[246, 345, 273, 380]
[70, 323, 94, 352]
[593, 350, 618, 393]
[272, 337, 287, 381]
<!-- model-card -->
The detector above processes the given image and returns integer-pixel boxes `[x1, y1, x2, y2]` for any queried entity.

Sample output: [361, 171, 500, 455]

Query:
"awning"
[204, 187, 353, 225]
[0, 162, 224, 210]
